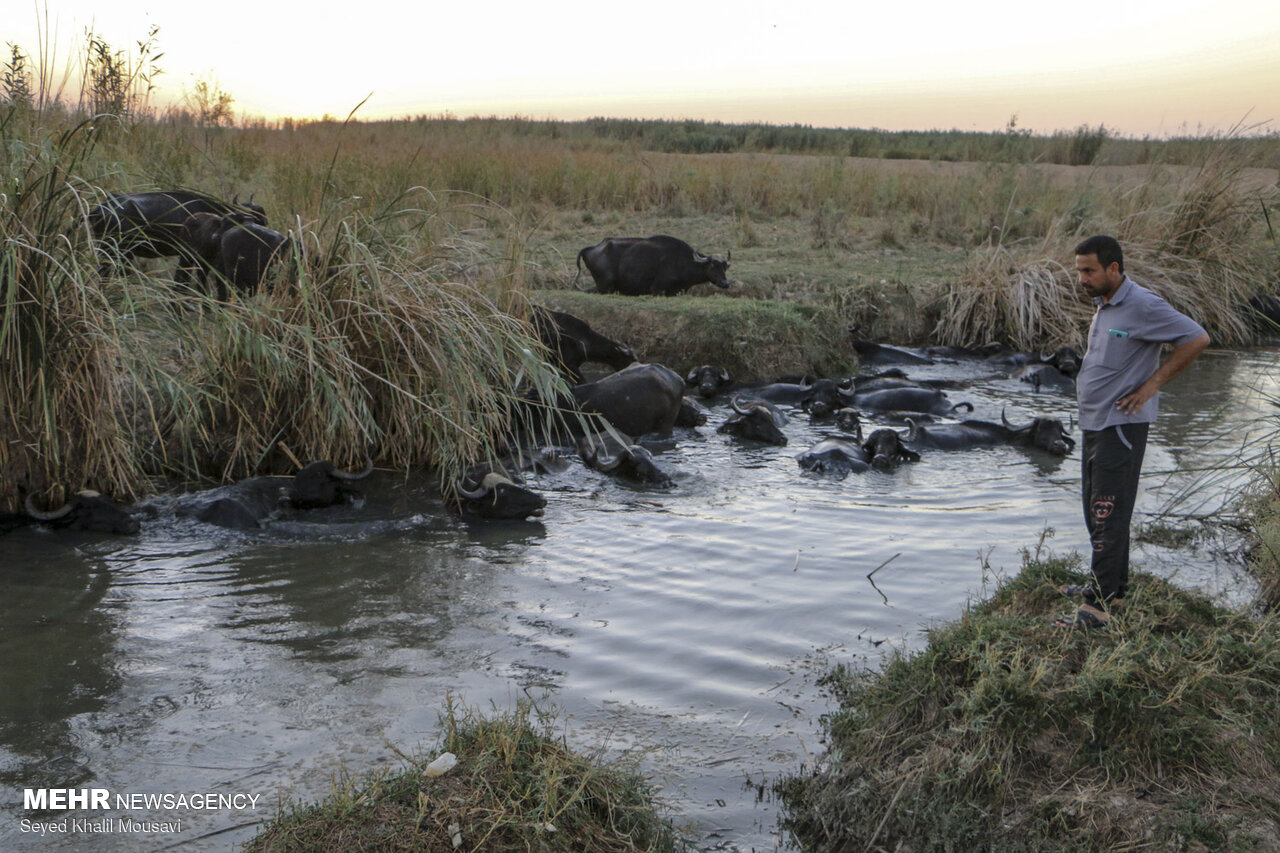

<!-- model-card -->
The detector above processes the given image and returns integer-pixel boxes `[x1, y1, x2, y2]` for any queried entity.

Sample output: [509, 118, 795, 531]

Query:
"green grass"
[775, 546, 1280, 852]
[245, 698, 689, 853]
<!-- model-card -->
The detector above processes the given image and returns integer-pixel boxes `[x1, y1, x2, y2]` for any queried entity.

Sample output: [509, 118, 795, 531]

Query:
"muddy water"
[1, 349, 1275, 851]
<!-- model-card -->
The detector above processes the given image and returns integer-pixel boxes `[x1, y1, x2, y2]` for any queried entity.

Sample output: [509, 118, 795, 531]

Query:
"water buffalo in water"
[571, 362, 686, 437]
[686, 364, 733, 399]
[852, 387, 974, 416]
[578, 431, 675, 488]
[849, 337, 935, 367]
[1015, 363, 1076, 394]
[676, 397, 709, 427]
[904, 411, 1075, 456]
[531, 307, 636, 383]
[180, 212, 289, 300]
[87, 190, 267, 282]
[575, 235, 731, 296]
[796, 429, 919, 476]
[174, 458, 375, 529]
[717, 396, 789, 445]
[4, 491, 139, 535]
[451, 468, 547, 520]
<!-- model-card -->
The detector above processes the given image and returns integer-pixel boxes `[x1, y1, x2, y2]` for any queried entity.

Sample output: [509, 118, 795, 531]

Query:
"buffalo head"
[24, 490, 139, 534]
[455, 471, 546, 520]
[578, 431, 675, 487]
[288, 458, 375, 509]
[718, 396, 788, 446]
[861, 428, 920, 469]
[686, 364, 732, 399]
[1002, 410, 1076, 456]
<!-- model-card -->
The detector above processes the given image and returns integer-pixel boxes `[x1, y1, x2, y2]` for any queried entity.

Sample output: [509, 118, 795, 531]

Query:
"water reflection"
[0, 543, 121, 791]
[0, 349, 1273, 851]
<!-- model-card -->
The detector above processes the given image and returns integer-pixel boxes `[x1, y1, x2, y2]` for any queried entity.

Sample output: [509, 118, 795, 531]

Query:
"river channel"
[2, 348, 1276, 851]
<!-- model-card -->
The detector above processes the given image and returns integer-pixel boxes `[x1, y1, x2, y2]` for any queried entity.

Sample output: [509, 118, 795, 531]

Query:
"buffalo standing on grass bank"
[575, 235, 731, 296]
[87, 190, 267, 284]
[180, 213, 290, 301]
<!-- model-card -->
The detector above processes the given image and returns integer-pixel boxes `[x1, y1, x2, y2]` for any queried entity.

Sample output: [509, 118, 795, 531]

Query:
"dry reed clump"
[931, 237, 1090, 352]
[0, 147, 145, 512]
[123, 212, 565, 486]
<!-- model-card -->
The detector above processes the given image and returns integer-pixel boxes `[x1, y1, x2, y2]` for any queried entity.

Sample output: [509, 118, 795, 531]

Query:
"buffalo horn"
[331, 457, 375, 481]
[457, 481, 487, 500]
[591, 444, 625, 472]
[1000, 408, 1027, 432]
[457, 472, 510, 500]
[25, 492, 75, 521]
[905, 418, 919, 443]
[731, 395, 753, 416]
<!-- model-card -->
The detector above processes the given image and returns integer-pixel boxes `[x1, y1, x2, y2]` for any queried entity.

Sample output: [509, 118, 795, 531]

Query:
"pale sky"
[8, 0, 1280, 137]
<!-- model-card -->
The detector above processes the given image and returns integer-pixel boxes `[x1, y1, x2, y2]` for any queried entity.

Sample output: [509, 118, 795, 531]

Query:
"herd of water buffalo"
[80, 190, 735, 303]
[3, 188, 1081, 534]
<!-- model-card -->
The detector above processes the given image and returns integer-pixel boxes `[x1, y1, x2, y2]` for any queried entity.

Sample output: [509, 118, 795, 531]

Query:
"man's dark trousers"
[1080, 423, 1149, 606]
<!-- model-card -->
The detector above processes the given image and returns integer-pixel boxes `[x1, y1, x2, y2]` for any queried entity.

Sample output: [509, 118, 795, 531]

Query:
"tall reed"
[0, 122, 143, 510]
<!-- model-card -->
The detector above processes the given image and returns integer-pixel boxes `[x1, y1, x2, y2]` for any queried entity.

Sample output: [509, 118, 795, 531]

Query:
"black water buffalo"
[571, 362, 686, 437]
[87, 190, 267, 280]
[288, 458, 375, 508]
[575, 235, 731, 296]
[676, 397, 709, 427]
[834, 407, 862, 434]
[734, 382, 812, 407]
[904, 412, 1075, 456]
[852, 387, 974, 416]
[180, 212, 289, 300]
[849, 338, 935, 367]
[174, 458, 374, 529]
[1015, 363, 1076, 393]
[578, 431, 675, 487]
[5, 491, 139, 535]
[796, 430, 919, 476]
[685, 364, 733, 399]
[451, 469, 547, 520]
[799, 379, 856, 418]
[1248, 293, 1280, 330]
[717, 396, 788, 445]
[531, 307, 636, 383]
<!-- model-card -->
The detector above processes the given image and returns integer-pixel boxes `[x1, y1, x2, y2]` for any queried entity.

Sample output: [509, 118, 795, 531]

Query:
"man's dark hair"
[1074, 235, 1124, 274]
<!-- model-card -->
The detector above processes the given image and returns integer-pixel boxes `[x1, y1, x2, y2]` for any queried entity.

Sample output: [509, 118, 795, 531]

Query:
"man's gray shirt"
[1076, 276, 1206, 432]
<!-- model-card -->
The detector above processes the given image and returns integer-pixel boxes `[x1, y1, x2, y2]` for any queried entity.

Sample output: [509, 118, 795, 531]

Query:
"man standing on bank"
[1057, 235, 1211, 630]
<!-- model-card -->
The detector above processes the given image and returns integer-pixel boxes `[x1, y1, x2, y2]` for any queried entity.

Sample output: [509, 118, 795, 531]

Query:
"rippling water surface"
[2, 349, 1276, 851]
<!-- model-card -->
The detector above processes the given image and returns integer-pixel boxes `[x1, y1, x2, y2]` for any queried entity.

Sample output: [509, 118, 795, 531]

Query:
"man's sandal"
[1053, 608, 1109, 631]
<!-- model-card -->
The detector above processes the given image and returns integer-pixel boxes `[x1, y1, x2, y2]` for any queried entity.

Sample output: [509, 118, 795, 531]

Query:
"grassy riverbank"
[245, 699, 689, 852]
[774, 548, 1280, 852]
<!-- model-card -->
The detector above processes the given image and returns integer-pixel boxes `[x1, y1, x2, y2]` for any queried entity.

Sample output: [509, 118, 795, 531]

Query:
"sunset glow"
[9, 0, 1279, 136]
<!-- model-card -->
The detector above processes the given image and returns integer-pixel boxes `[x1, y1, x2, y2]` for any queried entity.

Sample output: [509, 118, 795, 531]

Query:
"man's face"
[1076, 253, 1122, 301]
